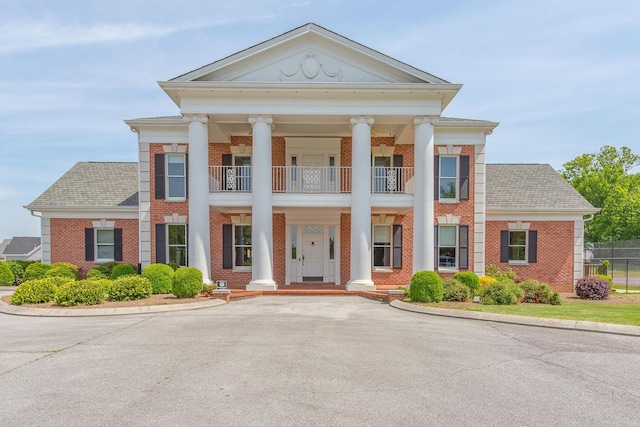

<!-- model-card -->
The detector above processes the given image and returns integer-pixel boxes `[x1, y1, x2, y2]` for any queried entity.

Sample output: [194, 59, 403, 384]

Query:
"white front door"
[302, 233, 324, 279]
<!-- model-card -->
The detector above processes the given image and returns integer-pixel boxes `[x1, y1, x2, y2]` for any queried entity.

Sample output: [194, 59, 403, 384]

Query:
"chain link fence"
[585, 239, 640, 291]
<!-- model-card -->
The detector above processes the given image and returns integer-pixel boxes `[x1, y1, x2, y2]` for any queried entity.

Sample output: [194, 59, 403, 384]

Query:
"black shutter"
[114, 228, 123, 262]
[222, 224, 233, 269]
[459, 225, 469, 270]
[434, 225, 439, 269]
[393, 224, 402, 269]
[459, 156, 469, 200]
[185, 153, 189, 199]
[85, 228, 94, 261]
[222, 154, 232, 191]
[434, 155, 439, 200]
[156, 224, 166, 264]
[393, 155, 403, 193]
[185, 224, 189, 266]
[154, 154, 165, 200]
[528, 230, 538, 263]
[500, 230, 509, 263]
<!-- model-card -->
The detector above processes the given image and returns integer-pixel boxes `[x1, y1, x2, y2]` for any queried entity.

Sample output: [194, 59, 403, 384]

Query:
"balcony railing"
[209, 165, 414, 194]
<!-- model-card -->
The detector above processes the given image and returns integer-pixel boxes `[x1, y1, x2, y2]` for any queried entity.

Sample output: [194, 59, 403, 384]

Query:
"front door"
[302, 233, 323, 281]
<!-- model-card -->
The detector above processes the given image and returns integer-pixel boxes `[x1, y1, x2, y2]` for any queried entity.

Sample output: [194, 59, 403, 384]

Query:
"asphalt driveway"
[1, 296, 639, 426]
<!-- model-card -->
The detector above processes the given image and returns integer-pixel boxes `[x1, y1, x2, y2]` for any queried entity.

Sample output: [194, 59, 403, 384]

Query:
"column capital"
[350, 116, 375, 127]
[183, 114, 208, 124]
[248, 115, 273, 127]
[413, 116, 438, 126]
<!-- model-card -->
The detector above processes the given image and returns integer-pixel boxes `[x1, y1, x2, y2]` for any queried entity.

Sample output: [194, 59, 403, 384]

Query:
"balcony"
[209, 166, 414, 194]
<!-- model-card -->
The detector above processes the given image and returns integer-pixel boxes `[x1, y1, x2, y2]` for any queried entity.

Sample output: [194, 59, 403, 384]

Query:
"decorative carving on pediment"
[280, 52, 342, 82]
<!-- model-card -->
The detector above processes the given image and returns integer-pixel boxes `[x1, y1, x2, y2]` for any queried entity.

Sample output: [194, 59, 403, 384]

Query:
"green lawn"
[425, 295, 640, 326]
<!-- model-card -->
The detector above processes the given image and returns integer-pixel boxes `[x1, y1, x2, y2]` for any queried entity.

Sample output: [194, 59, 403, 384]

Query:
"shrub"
[5, 261, 24, 285]
[479, 281, 519, 305]
[172, 267, 203, 298]
[519, 279, 553, 304]
[453, 272, 480, 294]
[0, 262, 15, 286]
[142, 263, 175, 294]
[395, 286, 410, 298]
[550, 292, 561, 305]
[485, 264, 516, 280]
[168, 263, 180, 271]
[96, 262, 119, 277]
[10, 277, 72, 305]
[45, 262, 79, 280]
[55, 280, 109, 307]
[594, 274, 613, 289]
[575, 276, 610, 300]
[86, 268, 108, 280]
[108, 276, 152, 301]
[409, 271, 443, 303]
[24, 262, 52, 281]
[479, 275, 497, 288]
[442, 279, 469, 302]
[110, 263, 136, 280]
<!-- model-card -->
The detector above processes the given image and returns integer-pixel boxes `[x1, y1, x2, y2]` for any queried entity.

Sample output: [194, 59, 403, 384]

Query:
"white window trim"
[438, 225, 459, 272]
[166, 154, 186, 201]
[233, 224, 252, 272]
[508, 230, 529, 265]
[95, 228, 115, 263]
[166, 224, 187, 267]
[439, 155, 459, 203]
[372, 224, 393, 271]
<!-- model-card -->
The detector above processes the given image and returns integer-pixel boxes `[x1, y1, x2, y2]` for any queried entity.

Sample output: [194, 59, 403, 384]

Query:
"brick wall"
[486, 220, 575, 292]
[50, 218, 139, 277]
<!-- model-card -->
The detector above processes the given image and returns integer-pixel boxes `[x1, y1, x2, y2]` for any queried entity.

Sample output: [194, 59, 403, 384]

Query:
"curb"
[390, 300, 640, 337]
[0, 297, 226, 317]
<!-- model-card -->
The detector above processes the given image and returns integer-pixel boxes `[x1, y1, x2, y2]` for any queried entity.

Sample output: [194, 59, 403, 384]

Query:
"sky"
[1, 0, 639, 240]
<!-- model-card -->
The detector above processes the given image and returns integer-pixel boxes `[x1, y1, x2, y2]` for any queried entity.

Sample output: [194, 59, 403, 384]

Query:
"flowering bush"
[478, 280, 521, 305]
[519, 279, 553, 304]
[479, 275, 497, 288]
[442, 279, 469, 302]
[575, 276, 610, 300]
[485, 264, 516, 280]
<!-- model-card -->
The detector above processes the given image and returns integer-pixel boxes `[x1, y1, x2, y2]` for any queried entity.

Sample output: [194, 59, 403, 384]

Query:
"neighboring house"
[0, 237, 41, 261]
[24, 23, 597, 292]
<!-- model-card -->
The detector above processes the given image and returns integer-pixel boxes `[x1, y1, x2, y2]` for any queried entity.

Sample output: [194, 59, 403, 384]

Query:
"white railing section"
[272, 166, 352, 193]
[371, 167, 415, 194]
[209, 165, 414, 194]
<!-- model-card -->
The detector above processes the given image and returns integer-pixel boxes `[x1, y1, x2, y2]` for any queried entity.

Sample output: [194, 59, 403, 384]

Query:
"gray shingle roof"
[3, 237, 41, 255]
[486, 164, 597, 212]
[26, 162, 138, 209]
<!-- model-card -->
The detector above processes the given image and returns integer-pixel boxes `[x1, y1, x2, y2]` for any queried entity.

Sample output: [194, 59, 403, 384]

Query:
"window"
[291, 226, 297, 259]
[96, 229, 114, 261]
[501, 229, 537, 264]
[234, 225, 252, 268]
[329, 226, 335, 260]
[373, 225, 391, 268]
[329, 157, 335, 182]
[291, 156, 298, 182]
[167, 225, 187, 266]
[439, 156, 458, 200]
[438, 226, 457, 268]
[167, 154, 186, 199]
[509, 231, 527, 262]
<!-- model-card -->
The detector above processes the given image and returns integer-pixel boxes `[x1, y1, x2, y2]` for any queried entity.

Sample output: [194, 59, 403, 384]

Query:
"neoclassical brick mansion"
[26, 24, 597, 292]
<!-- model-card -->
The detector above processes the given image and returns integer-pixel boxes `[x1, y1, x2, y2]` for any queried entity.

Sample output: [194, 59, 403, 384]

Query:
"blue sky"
[1, 0, 639, 240]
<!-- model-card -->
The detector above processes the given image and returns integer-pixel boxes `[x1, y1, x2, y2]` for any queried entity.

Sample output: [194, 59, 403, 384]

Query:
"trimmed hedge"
[10, 277, 73, 305]
[45, 262, 79, 280]
[575, 276, 610, 300]
[86, 268, 108, 280]
[409, 271, 443, 303]
[0, 262, 15, 286]
[442, 279, 469, 302]
[5, 261, 24, 285]
[172, 267, 203, 298]
[453, 272, 480, 294]
[24, 262, 52, 281]
[142, 263, 175, 294]
[108, 276, 152, 301]
[110, 264, 136, 280]
[519, 279, 553, 304]
[55, 279, 109, 307]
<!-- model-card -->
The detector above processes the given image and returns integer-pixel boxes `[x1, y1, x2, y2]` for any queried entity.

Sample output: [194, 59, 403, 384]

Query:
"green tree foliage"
[561, 145, 640, 241]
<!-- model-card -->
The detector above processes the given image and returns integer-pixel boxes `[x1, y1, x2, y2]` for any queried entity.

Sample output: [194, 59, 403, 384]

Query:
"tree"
[560, 145, 640, 242]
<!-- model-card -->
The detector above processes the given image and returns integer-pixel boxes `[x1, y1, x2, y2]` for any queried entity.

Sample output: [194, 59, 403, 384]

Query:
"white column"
[413, 117, 437, 273]
[247, 115, 277, 290]
[347, 117, 375, 291]
[185, 115, 212, 284]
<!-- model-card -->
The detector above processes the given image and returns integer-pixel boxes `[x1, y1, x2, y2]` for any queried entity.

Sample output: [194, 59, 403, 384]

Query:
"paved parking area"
[1, 295, 639, 426]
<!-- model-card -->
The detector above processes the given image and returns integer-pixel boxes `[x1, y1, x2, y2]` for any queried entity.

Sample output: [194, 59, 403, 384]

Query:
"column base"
[346, 279, 376, 291]
[246, 280, 278, 291]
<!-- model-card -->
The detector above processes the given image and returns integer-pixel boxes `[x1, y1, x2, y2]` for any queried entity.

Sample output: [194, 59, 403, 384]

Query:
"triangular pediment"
[171, 23, 449, 85]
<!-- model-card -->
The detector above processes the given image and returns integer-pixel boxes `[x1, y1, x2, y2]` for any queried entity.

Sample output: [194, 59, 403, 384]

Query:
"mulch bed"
[0, 293, 211, 309]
